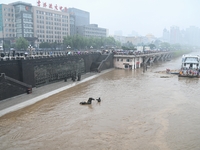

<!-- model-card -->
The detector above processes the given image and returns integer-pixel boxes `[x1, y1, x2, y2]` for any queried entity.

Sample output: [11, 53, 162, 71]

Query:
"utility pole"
[134, 54, 136, 69]
[143, 56, 146, 73]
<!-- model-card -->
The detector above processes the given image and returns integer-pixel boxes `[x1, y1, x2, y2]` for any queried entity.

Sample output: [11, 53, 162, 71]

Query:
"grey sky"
[1, 0, 200, 37]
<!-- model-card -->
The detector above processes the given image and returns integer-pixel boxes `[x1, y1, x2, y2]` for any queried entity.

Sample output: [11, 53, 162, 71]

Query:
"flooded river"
[0, 53, 200, 150]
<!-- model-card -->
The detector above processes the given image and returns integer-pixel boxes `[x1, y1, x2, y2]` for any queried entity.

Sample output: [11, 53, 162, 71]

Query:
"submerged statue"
[80, 97, 95, 105]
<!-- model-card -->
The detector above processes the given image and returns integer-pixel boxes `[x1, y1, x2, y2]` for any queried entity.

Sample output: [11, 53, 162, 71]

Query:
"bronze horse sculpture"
[80, 97, 95, 105]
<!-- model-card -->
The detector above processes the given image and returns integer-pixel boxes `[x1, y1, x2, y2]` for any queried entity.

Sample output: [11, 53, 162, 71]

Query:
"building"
[112, 35, 126, 44]
[76, 24, 107, 38]
[162, 28, 170, 43]
[162, 26, 200, 46]
[0, 3, 16, 49]
[163, 28, 170, 42]
[68, 8, 89, 36]
[32, 4, 70, 48]
[170, 26, 181, 44]
[185, 26, 200, 46]
[68, 8, 89, 26]
[114, 55, 142, 69]
[68, 8, 107, 38]
[0, 1, 107, 49]
[0, 1, 71, 48]
[69, 13, 75, 36]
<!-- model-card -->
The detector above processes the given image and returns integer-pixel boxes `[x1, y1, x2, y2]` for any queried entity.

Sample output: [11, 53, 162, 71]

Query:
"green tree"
[15, 37, 29, 50]
[160, 42, 170, 49]
[154, 40, 162, 47]
[63, 36, 73, 49]
[39, 42, 51, 48]
[63, 35, 120, 50]
[148, 43, 156, 49]
[51, 42, 58, 50]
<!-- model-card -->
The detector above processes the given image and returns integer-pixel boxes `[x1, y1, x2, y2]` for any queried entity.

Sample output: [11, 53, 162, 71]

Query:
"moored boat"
[179, 55, 200, 77]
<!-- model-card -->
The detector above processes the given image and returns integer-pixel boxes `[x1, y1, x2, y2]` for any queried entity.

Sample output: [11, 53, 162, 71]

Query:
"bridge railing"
[0, 51, 101, 61]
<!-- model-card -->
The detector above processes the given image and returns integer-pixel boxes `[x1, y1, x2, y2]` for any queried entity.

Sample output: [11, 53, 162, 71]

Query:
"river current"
[0, 52, 200, 150]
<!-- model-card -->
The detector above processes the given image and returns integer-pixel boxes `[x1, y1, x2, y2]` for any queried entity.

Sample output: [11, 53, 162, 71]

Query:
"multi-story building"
[68, 8, 107, 38]
[0, 1, 70, 48]
[170, 26, 181, 44]
[185, 26, 200, 46]
[0, 1, 107, 49]
[76, 24, 107, 38]
[162, 26, 200, 46]
[69, 13, 75, 36]
[0, 3, 16, 49]
[112, 35, 126, 44]
[162, 28, 170, 43]
[32, 5, 70, 48]
[68, 8, 89, 26]
[68, 8, 90, 36]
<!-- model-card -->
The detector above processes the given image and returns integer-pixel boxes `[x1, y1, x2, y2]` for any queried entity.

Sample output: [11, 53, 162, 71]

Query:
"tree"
[160, 42, 170, 49]
[63, 36, 73, 49]
[63, 35, 120, 50]
[148, 43, 156, 49]
[15, 37, 29, 50]
[154, 40, 162, 47]
[39, 42, 51, 49]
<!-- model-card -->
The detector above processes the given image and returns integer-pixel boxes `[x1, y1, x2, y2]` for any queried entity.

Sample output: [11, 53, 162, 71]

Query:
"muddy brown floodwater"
[0, 52, 200, 150]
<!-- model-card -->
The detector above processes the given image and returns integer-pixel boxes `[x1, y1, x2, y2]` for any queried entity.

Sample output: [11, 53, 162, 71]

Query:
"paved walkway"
[0, 69, 113, 117]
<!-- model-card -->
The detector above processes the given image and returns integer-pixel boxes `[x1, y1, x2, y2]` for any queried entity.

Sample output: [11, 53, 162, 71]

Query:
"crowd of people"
[0, 50, 104, 61]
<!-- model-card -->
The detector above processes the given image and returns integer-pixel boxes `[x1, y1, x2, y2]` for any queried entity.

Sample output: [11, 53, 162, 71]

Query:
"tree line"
[2, 35, 197, 51]
[39, 35, 121, 50]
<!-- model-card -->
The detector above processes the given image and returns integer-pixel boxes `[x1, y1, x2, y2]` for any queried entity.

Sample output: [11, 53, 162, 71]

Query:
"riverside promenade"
[0, 69, 113, 117]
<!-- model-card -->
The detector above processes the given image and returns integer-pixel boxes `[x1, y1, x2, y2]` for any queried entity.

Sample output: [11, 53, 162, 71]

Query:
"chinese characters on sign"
[37, 0, 67, 12]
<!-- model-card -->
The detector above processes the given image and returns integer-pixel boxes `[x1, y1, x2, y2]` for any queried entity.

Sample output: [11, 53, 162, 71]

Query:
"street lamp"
[67, 45, 71, 55]
[28, 45, 33, 56]
[67, 45, 71, 50]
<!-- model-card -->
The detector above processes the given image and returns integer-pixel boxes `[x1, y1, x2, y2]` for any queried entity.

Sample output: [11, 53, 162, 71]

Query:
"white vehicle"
[0, 46, 3, 52]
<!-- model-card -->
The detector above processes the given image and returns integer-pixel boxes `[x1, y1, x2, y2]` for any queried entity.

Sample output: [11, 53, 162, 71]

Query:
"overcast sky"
[1, 0, 200, 37]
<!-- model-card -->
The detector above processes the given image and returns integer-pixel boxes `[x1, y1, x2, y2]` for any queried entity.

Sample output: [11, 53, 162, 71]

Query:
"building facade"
[170, 26, 181, 44]
[0, 4, 16, 49]
[162, 26, 200, 46]
[0, 1, 71, 48]
[0, 1, 107, 49]
[76, 24, 107, 37]
[162, 28, 170, 43]
[68, 8, 89, 26]
[32, 6, 70, 48]
[114, 55, 142, 69]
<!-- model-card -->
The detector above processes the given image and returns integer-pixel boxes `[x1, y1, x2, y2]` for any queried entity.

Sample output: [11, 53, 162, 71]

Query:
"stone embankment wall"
[0, 52, 114, 100]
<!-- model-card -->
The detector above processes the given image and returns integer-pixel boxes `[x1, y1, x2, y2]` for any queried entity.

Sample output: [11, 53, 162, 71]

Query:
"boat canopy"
[183, 56, 199, 64]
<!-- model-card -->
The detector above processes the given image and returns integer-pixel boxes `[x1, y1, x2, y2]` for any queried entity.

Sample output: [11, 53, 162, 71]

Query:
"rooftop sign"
[37, 0, 67, 12]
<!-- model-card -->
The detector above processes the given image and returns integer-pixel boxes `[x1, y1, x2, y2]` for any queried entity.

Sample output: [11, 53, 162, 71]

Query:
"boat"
[179, 55, 200, 77]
